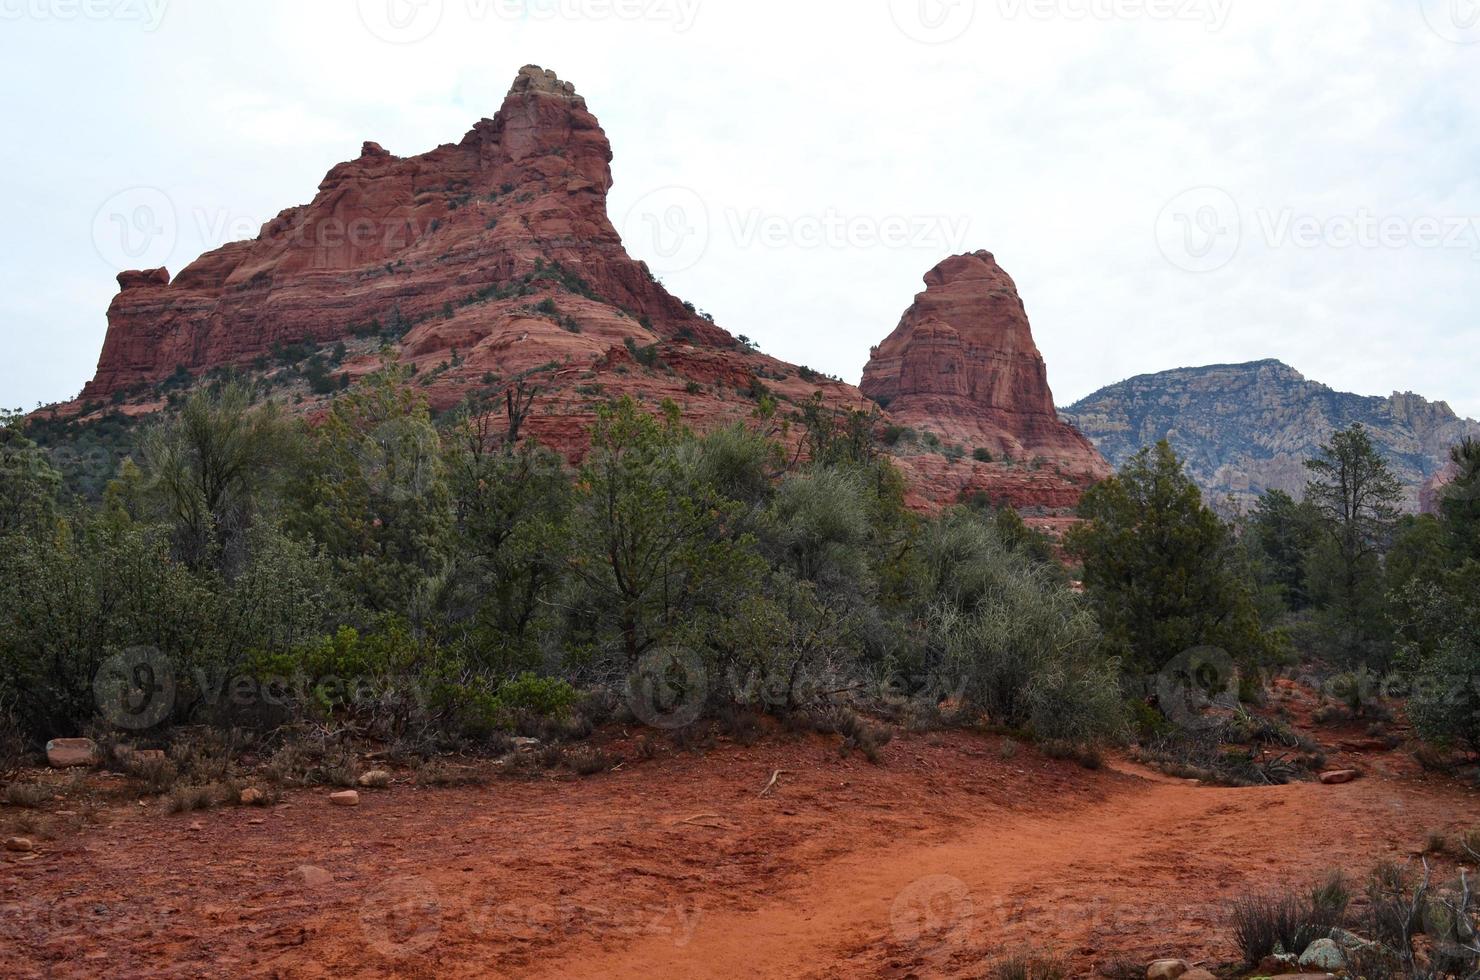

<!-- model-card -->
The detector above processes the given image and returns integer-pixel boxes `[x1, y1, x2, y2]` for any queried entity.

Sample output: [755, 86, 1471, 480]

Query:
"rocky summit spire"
[507, 64, 584, 104]
[861, 250, 1109, 478]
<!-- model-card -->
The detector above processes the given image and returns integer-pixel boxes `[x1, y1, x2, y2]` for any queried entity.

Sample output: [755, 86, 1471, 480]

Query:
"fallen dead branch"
[759, 769, 790, 798]
[673, 813, 723, 827]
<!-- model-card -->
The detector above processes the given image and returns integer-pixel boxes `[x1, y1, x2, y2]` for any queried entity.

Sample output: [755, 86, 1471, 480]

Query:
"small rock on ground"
[1299, 937, 1346, 971]
[45, 737, 98, 768]
[1319, 770, 1360, 785]
[1146, 960, 1188, 979]
[330, 790, 360, 807]
[1258, 951, 1300, 974]
[5, 837, 35, 853]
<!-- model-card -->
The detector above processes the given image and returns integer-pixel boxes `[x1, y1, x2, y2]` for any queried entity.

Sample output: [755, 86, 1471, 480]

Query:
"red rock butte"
[72, 65, 1105, 513]
[861, 251, 1110, 484]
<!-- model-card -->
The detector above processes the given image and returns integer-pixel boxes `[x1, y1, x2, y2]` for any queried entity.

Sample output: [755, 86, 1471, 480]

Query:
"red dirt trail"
[2, 730, 1475, 979]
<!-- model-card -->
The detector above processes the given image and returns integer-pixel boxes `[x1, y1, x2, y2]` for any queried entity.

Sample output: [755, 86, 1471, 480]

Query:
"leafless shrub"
[321, 758, 360, 788]
[1352, 859, 1480, 976]
[715, 705, 761, 746]
[414, 761, 488, 787]
[1136, 721, 1305, 787]
[1041, 740, 1103, 770]
[1415, 743, 1457, 773]
[808, 706, 893, 764]
[164, 781, 235, 815]
[0, 699, 28, 781]
[565, 747, 614, 777]
[127, 754, 181, 795]
[1230, 873, 1347, 965]
[1092, 959, 1145, 980]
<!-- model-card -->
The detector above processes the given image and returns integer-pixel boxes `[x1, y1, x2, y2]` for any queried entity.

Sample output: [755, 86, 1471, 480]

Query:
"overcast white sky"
[3, 0, 1479, 417]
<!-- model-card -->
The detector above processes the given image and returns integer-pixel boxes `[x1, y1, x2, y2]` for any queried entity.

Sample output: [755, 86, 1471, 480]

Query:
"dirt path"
[527, 762, 1473, 979]
[3, 732, 1475, 979]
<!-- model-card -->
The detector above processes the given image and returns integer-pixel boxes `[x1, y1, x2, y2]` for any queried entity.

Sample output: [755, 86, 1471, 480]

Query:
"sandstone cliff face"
[86, 66, 729, 404]
[73, 67, 1099, 515]
[860, 251, 1111, 486]
[78, 65, 876, 458]
[1061, 360, 1480, 513]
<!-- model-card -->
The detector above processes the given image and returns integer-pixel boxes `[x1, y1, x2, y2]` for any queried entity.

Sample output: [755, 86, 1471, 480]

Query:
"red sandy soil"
[2, 721, 1476, 980]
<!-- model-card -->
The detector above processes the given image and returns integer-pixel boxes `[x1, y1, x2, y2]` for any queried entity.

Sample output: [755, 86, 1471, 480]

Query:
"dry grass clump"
[991, 953, 1068, 980]
[164, 781, 239, 815]
[414, 760, 490, 787]
[1230, 871, 1349, 965]
[564, 747, 615, 777]
[2, 782, 51, 808]
[806, 706, 894, 764]
[1040, 740, 1103, 770]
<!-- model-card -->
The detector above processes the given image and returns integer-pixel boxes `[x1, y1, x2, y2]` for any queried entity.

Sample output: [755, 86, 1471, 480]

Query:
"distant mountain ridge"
[1060, 359, 1480, 512]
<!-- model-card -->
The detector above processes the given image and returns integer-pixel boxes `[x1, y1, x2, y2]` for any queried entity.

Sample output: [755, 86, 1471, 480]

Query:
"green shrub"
[1129, 701, 1173, 743]
[881, 425, 914, 447]
[494, 674, 579, 718]
[623, 337, 661, 368]
[923, 511, 1125, 745]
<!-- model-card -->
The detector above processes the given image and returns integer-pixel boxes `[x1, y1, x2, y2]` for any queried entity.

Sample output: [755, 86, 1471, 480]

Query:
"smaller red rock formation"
[861, 251, 1109, 482]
